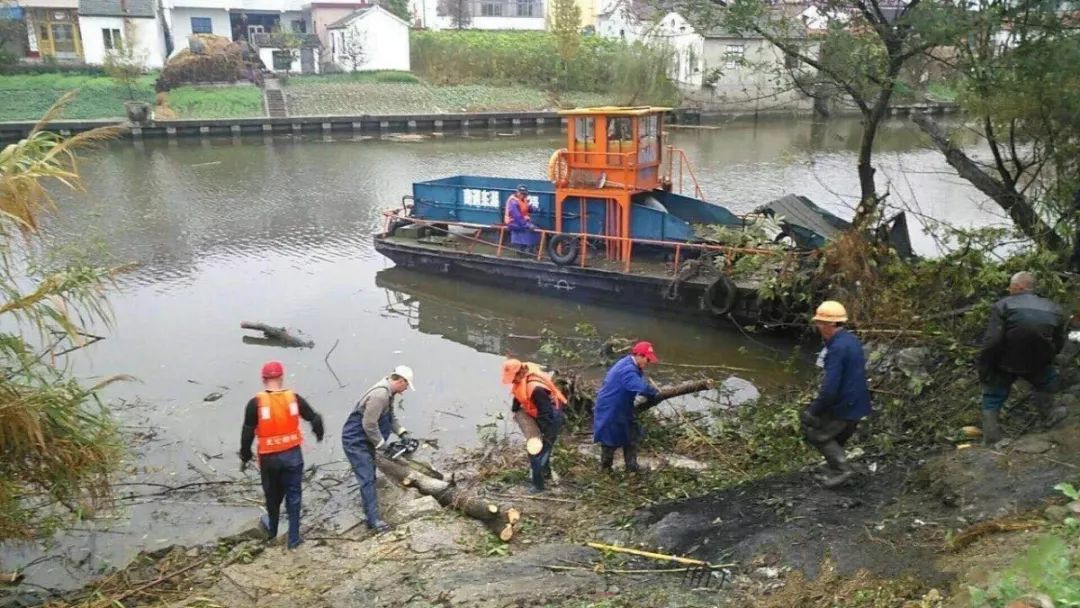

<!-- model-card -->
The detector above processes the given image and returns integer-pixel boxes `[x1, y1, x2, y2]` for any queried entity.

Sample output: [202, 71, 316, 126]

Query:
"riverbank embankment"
[0, 102, 960, 143]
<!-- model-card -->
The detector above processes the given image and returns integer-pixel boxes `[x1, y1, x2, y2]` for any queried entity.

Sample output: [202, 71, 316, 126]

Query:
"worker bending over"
[502, 359, 566, 493]
[593, 341, 660, 473]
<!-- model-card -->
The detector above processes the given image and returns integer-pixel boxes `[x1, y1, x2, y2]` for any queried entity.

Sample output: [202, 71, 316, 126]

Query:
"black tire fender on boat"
[704, 275, 738, 316]
[548, 234, 580, 266]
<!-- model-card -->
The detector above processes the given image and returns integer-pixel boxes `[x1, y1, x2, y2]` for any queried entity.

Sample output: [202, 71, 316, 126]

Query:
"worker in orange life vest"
[502, 359, 566, 493]
[239, 361, 324, 549]
[504, 185, 539, 252]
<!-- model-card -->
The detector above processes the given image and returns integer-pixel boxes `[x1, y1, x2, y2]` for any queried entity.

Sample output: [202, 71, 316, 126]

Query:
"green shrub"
[410, 30, 679, 104]
[286, 70, 421, 85]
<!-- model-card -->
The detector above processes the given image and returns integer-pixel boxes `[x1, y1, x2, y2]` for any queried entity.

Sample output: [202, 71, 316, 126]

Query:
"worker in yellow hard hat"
[801, 301, 872, 488]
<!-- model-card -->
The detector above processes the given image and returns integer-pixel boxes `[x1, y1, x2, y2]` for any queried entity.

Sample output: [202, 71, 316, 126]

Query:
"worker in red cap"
[501, 359, 567, 493]
[592, 341, 660, 473]
[239, 361, 324, 549]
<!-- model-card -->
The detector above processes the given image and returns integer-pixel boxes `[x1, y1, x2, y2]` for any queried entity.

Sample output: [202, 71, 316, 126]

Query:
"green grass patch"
[0, 73, 155, 120]
[926, 81, 958, 103]
[165, 85, 264, 119]
[286, 71, 421, 85]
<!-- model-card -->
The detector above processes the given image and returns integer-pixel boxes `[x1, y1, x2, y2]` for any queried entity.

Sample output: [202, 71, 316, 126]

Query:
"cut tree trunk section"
[637, 379, 715, 413]
[375, 454, 520, 541]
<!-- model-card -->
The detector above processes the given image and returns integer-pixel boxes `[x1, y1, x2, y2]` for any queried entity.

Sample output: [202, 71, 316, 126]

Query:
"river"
[1, 117, 1001, 591]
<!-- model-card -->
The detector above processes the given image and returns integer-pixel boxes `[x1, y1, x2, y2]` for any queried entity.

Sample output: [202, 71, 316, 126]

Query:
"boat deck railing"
[381, 210, 812, 277]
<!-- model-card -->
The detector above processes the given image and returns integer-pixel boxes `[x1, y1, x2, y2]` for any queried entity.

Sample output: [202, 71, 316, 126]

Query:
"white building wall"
[168, 6, 231, 49]
[259, 45, 320, 72]
[412, 0, 546, 30]
[78, 15, 166, 68]
[649, 12, 702, 87]
[329, 9, 409, 71]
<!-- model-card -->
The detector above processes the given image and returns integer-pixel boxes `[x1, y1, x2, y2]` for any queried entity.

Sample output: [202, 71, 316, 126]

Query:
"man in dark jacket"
[800, 301, 872, 489]
[593, 341, 661, 473]
[978, 272, 1068, 445]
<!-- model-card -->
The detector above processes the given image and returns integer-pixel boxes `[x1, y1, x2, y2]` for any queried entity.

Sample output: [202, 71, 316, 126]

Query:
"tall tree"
[0, 94, 123, 539]
[437, 0, 472, 29]
[551, 0, 582, 90]
[719, 0, 959, 230]
[379, 0, 412, 23]
[913, 0, 1077, 264]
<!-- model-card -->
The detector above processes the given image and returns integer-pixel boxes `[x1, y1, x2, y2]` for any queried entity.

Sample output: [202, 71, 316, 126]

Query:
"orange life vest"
[255, 390, 303, 455]
[503, 194, 531, 225]
[511, 364, 567, 419]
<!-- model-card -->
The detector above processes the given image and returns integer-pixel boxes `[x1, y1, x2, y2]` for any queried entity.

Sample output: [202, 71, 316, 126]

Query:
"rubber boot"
[1033, 392, 1068, 430]
[982, 409, 1003, 446]
[624, 442, 641, 474]
[818, 441, 855, 489]
[600, 446, 615, 473]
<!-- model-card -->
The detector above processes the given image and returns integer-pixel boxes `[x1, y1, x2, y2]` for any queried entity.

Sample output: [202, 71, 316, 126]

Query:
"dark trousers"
[600, 441, 639, 471]
[259, 446, 304, 548]
[803, 416, 859, 448]
[529, 441, 554, 489]
[344, 439, 381, 528]
[981, 366, 1058, 411]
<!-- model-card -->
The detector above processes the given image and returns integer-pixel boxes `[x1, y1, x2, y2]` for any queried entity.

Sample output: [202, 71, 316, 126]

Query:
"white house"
[411, 0, 546, 30]
[649, 11, 704, 86]
[164, 0, 233, 53]
[325, 5, 408, 71]
[595, 0, 656, 42]
[78, 0, 168, 68]
[252, 31, 321, 72]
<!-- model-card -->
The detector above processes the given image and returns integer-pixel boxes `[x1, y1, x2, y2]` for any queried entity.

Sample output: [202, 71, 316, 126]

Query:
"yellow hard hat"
[812, 300, 848, 323]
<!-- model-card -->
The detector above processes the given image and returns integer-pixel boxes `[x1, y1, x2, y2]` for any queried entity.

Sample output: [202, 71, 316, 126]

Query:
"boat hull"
[373, 237, 788, 328]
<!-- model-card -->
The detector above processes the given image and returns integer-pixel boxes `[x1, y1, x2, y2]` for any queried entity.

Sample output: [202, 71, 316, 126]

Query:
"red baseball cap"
[631, 341, 658, 363]
[261, 360, 284, 379]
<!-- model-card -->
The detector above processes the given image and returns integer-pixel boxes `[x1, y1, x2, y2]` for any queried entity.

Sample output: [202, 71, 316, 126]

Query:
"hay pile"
[155, 34, 263, 92]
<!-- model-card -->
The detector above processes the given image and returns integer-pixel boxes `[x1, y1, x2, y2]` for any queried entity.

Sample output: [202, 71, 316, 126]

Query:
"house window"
[515, 0, 534, 16]
[102, 28, 121, 50]
[290, 19, 305, 33]
[480, 0, 503, 16]
[784, 52, 799, 70]
[272, 50, 293, 70]
[724, 44, 744, 68]
[190, 17, 212, 34]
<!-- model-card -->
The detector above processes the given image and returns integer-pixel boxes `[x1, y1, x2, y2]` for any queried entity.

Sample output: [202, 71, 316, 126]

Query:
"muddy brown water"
[1, 118, 1002, 592]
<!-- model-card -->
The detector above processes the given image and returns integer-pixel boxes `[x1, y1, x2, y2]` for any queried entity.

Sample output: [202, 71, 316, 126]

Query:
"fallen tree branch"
[240, 321, 314, 348]
[375, 454, 520, 541]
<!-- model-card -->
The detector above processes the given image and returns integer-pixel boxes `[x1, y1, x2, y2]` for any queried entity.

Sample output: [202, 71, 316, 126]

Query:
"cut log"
[636, 379, 715, 413]
[240, 321, 314, 348]
[513, 410, 544, 455]
[375, 454, 519, 541]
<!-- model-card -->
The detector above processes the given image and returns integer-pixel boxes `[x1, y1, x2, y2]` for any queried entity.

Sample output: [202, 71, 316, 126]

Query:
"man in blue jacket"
[593, 341, 661, 473]
[800, 301, 872, 489]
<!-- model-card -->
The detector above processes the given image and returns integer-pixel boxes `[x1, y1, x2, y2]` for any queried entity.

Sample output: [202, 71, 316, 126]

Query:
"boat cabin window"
[638, 114, 659, 163]
[574, 117, 595, 149]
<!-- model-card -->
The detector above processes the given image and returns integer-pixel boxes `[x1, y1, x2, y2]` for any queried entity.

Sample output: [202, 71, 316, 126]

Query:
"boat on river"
[373, 106, 909, 328]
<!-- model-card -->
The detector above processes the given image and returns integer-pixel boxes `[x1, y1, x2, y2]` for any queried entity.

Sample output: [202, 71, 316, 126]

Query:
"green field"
[283, 75, 614, 115]
[0, 73, 156, 121]
[164, 85, 264, 118]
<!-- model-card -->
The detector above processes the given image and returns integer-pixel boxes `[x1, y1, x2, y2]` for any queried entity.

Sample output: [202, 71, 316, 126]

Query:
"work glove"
[799, 409, 822, 429]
